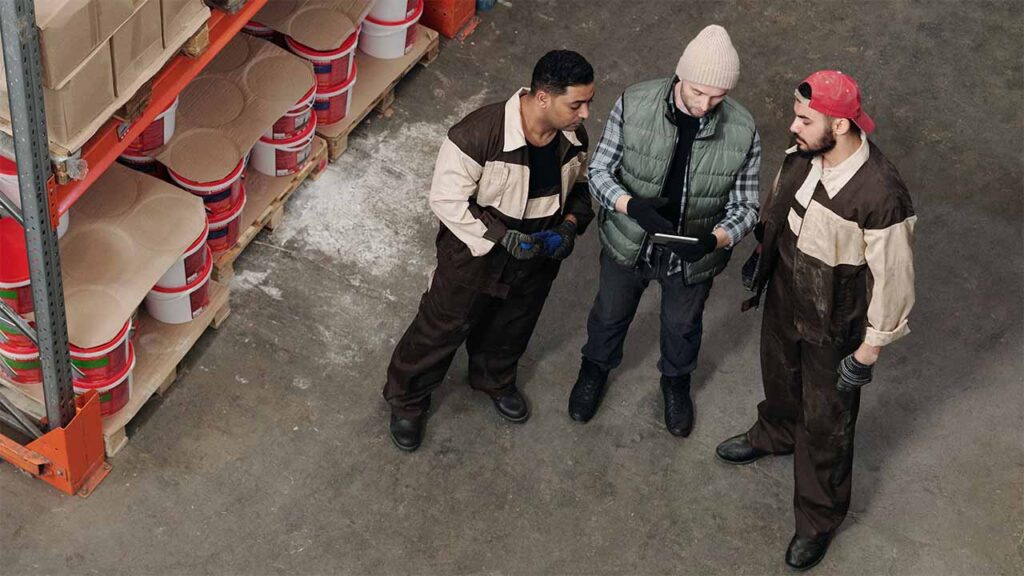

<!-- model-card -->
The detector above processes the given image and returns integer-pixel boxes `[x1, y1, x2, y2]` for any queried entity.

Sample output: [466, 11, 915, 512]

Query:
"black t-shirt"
[517, 135, 563, 234]
[659, 107, 701, 226]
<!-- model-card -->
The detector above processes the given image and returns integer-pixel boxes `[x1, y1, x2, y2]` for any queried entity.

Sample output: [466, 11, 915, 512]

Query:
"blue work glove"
[500, 229, 542, 260]
[548, 220, 578, 260]
[531, 230, 563, 258]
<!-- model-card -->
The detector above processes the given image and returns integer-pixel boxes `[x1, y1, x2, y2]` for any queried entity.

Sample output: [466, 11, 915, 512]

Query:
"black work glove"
[837, 354, 873, 392]
[667, 232, 717, 262]
[500, 229, 542, 260]
[548, 220, 578, 260]
[626, 197, 674, 234]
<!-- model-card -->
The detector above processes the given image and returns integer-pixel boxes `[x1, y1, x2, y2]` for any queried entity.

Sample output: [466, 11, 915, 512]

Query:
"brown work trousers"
[384, 260, 559, 419]
[746, 255, 862, 539]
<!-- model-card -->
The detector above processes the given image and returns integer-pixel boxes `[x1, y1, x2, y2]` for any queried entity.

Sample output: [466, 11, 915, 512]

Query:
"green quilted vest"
[598, 77, 756, 283]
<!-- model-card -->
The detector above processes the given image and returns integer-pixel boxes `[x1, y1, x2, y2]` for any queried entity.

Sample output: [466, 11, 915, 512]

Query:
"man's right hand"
[500, 229, 543, 260]
[625, 197, 674, 234]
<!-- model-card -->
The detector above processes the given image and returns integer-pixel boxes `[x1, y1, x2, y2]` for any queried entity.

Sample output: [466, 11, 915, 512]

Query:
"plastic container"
[286, 27, 359, 89]
[370, 0, 420, 21]
[145, 246, 213, 324]
[156, 222, 209, 289]
[313, 64, 357, 126]
[0, 316, 33, 348]
[251, 116, 317, 177]
[0, 217, 33, 315]
[118, 152, 167, 180]
[0, 156, 69, 238]
[264, 83, 316, 140]
[168, 157, 246, 216]
[126, 97, 178, 154]
[361, 0, 423, 59]
[70, 319, 132, 383]
[206, 191, 246, 255]
[73, 343, 135, 416]
[0, 340, 40, 385]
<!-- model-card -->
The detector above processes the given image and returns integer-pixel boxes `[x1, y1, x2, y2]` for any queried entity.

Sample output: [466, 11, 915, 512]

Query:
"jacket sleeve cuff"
[864, 322, 911, 347]
[482, 219, 508, 244]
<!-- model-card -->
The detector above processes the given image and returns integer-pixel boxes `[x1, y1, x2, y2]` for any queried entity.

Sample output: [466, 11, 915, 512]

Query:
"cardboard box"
[35, 0, 138, 88]
[155, 35, 314, 182]
[111, 0, 164, 96]
[61, 162, 206, 348]
[160, 0, 209, 49]
[255, 0, 374, 51]
[42, 42, 117, 146]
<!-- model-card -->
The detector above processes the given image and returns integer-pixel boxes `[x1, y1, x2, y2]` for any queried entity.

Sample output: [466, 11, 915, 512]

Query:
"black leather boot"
[715, 433, 781, 464]
[660, 374, 694, 437]
[568, 358, 609, 423]
[389, 412, 424, 452]
[492, 387, 529, 423]
[785, 533, 833, 571]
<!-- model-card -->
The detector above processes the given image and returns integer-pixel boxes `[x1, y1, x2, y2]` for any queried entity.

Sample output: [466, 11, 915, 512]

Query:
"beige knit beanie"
[675, 25, 740, 90]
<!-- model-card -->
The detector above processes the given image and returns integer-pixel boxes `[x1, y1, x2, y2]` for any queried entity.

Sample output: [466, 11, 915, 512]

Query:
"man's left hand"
[667, 232, 717, 262]
[548, 220, 578, 260]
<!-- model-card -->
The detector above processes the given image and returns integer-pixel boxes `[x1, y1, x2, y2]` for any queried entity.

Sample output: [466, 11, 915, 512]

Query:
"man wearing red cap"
[716, 71, 916, 570]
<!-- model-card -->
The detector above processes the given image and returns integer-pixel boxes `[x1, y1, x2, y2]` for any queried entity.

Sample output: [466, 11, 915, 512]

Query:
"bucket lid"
[69, 319, 131, 355]
[0, 218, 29, 285]
[366, 0, 423, 25]
[316, 63, 359, 97]
[168, 155, 246, 189]
[185, 220, 210, 255]
[286, 25, 360, 57]
[0, 155, 16, 176]
[293, 83, 317, 110]
[74, 342, 135, 390]
[0, 338, 38, 359]
[150, 245, 213, 294]
[259, 112, 317, 145]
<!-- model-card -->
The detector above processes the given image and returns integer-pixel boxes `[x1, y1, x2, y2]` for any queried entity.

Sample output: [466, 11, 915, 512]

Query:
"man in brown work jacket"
[716, 70, 916, 571]
[383, 50, 596, 452]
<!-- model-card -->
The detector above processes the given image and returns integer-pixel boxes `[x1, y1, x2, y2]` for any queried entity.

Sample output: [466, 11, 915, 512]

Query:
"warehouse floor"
[2, 2, 1022, 574]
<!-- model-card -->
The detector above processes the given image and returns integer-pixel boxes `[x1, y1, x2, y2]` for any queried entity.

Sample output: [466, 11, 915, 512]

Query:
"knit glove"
[667, 232, 717, 262]
[548, 220, 578, 260]
[500, 229, 542, 260]
[626, 197, 674, 234]
[837, 354, 873, 393]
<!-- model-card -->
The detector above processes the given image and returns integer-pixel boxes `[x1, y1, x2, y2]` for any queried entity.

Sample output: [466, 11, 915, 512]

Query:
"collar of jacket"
[663, 76, 717, 139]
[502, 87, 583, 152]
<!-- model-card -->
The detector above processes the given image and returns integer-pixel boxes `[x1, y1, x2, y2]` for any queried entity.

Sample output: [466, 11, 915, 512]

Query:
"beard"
[796, 128, 837, 158]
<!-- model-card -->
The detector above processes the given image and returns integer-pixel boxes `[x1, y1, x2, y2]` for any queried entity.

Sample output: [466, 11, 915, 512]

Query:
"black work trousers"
[384, 260, 559, 419]
[746, 257, 862, 539]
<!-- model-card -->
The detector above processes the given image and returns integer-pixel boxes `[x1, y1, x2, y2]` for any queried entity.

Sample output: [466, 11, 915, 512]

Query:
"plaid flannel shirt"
[589, 87, 761, 276]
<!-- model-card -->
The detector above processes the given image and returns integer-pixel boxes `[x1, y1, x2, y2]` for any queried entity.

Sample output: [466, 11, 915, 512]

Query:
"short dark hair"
[797, 82, 862, 136]
[531, 50, 594, 96]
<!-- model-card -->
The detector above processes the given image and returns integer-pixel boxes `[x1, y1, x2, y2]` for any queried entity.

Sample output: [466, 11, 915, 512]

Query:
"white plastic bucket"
[206, 190, 247, 255]
[251, 116, 317, 177]
[168, 157, 246, 216]
[369, 0, 419, 22]
[313, 65, 357, 126]
[127, 97, 178, 155]
[73, 343, 135, 417]
[145, 245, 214, 324]
[360, 0, 423, 59]
[263, 83, 316, 140]
[0, 155, 70, 238]
[242, 20, 276, 39]
[70, 319, 132, 383]
[155, 222, 209, 289]
[0, 339, 40, 385]
[118, 152, 166, 179]
[286, 27, 359, 89]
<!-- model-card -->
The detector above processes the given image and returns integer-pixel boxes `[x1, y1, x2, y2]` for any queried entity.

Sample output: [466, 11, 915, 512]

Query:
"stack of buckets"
[0, 155, 70, 237]
[0, 218, 136, 417]
[284, 22, 360, 127]
[361, 0, 425, 60]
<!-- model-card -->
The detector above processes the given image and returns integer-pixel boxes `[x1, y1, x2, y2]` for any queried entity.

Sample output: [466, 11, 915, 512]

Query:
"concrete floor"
[2, 1, 1022, 574]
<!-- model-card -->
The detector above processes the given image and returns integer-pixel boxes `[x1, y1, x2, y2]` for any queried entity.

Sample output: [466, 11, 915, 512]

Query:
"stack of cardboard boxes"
[1, 0, 208, 149]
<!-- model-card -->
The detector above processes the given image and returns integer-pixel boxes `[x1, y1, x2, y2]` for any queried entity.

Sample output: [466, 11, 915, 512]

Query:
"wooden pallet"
[317, 27, 440, 161]
[0, 281, 230, 457]
[212, 136, 329, 283]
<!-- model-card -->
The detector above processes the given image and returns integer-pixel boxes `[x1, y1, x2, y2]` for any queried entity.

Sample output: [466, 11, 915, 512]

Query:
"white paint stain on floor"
[232, 269, 283, 300]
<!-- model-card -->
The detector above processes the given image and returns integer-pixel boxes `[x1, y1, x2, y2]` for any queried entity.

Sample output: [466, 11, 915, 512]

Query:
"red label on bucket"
[275, 145, 311, 176]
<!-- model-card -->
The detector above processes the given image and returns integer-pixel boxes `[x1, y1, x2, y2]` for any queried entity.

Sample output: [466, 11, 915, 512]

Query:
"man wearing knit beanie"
[568, 25, 761, 439]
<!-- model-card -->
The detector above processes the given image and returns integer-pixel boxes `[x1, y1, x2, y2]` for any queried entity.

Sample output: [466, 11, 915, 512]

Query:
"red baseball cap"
[799, 70, 875, 134]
